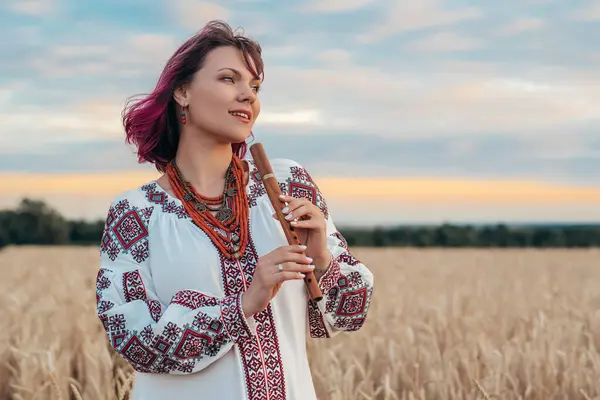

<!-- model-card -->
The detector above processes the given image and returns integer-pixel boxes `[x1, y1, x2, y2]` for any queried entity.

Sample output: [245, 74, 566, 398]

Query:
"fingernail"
[285, 213, 293, 220]
[282, 207, 289, 213]
[300, 245, 307, 249]
[279, 194, 286, 199]
[290, 221, 297, 225]
[307, 257, 313, 263]
[307, 265, 315, 270]
[299, 273, 306, 278]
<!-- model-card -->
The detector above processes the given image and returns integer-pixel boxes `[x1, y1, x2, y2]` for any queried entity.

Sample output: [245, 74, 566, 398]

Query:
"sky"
[1, 0, 600, 226]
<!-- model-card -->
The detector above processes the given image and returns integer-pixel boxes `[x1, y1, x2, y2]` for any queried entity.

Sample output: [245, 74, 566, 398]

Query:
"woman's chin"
[232, 130, 253, 143]
[220, 132, 251, 145]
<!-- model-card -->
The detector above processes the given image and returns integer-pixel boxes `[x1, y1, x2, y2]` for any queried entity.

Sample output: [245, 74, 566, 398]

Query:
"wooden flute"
[249, 143, 323, 302]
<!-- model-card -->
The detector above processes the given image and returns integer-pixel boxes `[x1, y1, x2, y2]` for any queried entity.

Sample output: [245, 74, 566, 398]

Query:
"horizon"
[4, 193, 600, 229]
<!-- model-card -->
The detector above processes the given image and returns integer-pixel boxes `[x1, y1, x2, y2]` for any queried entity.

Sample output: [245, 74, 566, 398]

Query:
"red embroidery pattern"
[337, 287, 368, 316]
[97, 299, 114, 314]
[100, 200, 153, 262]
[141, 182, 189, 219]
[283, 165, 329, 219]
[172, 290, 219, 309]
[279, 182, 287, 194]
[220, 293, 255, 343]
[219, 231, 287, 400]
[97, 198, 255, 374]
[307, 299, 329, 339]
[123, 270, 147, 302]
[146, 299, 163, 323]
[246, 161, 265, 208]
[96, 274, 245, 373]
[248, 184, 266, 207]
[96, 268, 111, 302]
[332, 232, 349, 250]
[307, 239, 373, 337]
[246, 160, 287, 208]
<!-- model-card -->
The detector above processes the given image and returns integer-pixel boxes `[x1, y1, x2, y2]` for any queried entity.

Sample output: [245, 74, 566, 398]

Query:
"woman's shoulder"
[107, 181, 155, 209]
[273, 158, 317, 185]
[100, 182, 158, 263]
[246, 156, 311, 180]
[103, 180, 162, 226]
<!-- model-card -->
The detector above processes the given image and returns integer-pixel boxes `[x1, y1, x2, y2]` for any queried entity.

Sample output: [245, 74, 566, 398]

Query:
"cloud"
[257, 110, 322, 125]
[8, 0, 53, 16]
[405, 32, 483, 52]
[358, 0, 482, 43]
[516, 133, 600, 161]
[173, 1, 231, 31]
[0, 101, 125, 151]
[29, 33, 177, 78]
[8, 17, 600, 154]
[299, 0, 377, 13]
[3, 0, 600, 191]
[169, 1, 272, 43]
[570, 2, 600, 21]
[0, 81, 27, 108]
[314, 49, 354, 66]
[254, 60, 600, 139]
[11, 59, 600, 154]
[0, 101, 347, 153]
[493, 17, 547, 36]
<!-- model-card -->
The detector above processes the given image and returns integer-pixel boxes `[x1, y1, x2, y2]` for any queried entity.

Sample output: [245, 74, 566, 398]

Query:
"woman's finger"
[273, 261, 315, 273]
[276, 271, 306, 283]
[289, 219, 320, 229]
[280, 195, 310, 213]
[284, 204, 313, 221]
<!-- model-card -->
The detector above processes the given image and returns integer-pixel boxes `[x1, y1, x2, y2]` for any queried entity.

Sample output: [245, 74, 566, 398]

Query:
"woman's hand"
[242, 244, 315, 317]
[276, 194, 330, 265]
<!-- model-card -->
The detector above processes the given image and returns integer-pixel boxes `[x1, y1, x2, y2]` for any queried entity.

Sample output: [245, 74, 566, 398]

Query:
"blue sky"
[2, 0, 600, 225]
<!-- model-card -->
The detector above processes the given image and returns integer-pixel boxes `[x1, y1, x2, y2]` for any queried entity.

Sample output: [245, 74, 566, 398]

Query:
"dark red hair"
[122, 20, 264, 173]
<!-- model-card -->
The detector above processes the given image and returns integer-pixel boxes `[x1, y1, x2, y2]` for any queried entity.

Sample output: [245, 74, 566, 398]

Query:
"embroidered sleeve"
[307, 229, 374, 338]
[96, 197, 255, 375]
[277, 160, 374, 339]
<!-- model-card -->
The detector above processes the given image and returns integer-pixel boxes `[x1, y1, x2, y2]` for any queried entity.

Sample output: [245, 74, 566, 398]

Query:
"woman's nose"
[238, 86, 257, 103]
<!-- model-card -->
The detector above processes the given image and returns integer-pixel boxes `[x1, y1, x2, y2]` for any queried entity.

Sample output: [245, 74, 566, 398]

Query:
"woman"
[95, 20, 374, 400]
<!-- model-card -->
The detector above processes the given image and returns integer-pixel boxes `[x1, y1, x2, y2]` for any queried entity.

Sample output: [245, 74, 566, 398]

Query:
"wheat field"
[0, 246, 598, 399]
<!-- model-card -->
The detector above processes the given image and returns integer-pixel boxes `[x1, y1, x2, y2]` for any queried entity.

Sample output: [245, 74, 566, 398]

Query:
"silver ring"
[277, 264, 283, 272]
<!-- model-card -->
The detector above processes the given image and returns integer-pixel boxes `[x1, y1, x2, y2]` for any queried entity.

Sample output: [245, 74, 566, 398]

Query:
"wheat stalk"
[117, 372, 135, 400]
[48, 371, 63, 400]
[473, 379, 491, 400]
[2, 246, 600, 399]
[71, 383, 84, 400]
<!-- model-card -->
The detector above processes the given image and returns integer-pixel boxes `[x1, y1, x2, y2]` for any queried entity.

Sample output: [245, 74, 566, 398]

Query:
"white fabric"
[95, 157, 374, 400]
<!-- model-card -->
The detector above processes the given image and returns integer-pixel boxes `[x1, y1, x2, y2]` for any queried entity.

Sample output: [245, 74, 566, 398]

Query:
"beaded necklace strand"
[166, 155, 250, 260]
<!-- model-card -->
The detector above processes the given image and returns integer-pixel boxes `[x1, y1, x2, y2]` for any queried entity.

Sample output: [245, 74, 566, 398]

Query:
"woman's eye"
[222, 76, 260, 93]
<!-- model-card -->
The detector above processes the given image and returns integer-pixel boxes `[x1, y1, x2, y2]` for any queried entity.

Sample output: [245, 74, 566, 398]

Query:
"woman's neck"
[174, 132, 234, 197]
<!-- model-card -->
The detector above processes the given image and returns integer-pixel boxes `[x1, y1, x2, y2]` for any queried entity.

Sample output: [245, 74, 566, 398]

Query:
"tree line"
[1, 198, 599, 249]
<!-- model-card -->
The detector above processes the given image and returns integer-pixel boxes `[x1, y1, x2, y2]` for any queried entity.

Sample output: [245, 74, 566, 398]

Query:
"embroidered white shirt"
[95, 157, 375, 400]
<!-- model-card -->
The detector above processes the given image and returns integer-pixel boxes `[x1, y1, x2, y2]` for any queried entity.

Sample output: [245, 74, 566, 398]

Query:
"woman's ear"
[173, 85, 189, 107]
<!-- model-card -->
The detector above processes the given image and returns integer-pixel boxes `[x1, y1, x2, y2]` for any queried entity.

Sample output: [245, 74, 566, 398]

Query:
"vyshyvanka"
[95, 156, 374, 400]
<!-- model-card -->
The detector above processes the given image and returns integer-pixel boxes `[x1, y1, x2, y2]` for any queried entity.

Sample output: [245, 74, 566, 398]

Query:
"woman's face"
[177, 46, 262, 144]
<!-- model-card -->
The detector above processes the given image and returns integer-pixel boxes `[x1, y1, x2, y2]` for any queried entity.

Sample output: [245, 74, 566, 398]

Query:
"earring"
[180, 106, 187, 125]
